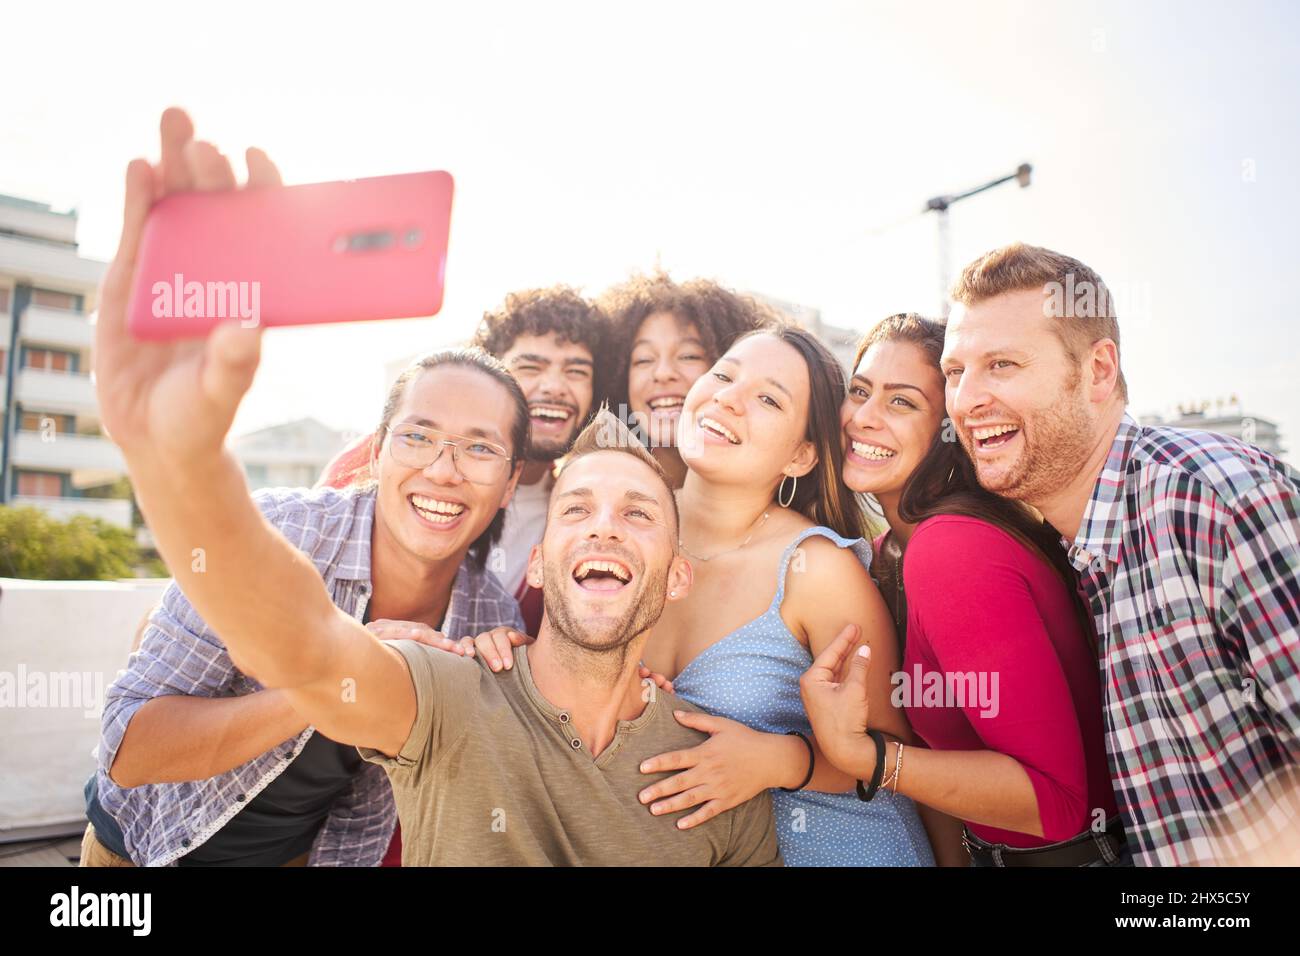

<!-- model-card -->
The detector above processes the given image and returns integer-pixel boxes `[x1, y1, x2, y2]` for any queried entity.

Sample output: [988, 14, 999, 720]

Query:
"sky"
[5, 0, 1298, 459]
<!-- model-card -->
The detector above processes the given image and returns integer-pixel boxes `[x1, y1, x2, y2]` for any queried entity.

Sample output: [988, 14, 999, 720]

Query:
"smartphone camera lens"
[334, 231, 395, 253]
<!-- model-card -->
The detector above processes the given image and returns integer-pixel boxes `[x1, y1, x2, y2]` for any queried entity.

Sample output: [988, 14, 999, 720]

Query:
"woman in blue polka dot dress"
[635, 326, 936, 867]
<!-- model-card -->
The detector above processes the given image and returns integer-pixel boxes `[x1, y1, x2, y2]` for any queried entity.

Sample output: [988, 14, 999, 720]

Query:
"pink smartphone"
[127, 171, 453, 340]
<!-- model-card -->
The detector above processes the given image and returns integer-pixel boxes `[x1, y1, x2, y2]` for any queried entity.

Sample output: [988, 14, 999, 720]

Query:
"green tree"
[0, 505, 142, 580]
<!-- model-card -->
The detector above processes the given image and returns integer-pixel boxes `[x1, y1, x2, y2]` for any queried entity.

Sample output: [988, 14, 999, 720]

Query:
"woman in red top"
[802, 313, 1129, 866]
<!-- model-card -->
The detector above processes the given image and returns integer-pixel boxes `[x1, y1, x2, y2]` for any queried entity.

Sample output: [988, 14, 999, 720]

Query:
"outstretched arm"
[94, 109, 414, 756]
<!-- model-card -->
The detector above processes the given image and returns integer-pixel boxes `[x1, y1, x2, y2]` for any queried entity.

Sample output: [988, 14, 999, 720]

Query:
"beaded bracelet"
[881, 740, 905, 792]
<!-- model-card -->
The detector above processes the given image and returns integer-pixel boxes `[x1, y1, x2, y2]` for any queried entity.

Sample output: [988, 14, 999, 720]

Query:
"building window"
[20, 412, 75, 434]
[16, 471, 65, 498]
[32, 289, 78, 311]
[22, 347, 79, 372]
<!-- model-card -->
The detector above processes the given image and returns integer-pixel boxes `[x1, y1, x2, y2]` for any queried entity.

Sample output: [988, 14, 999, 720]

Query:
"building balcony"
[14, 367, 97, 416]
[0, 233, 105, 291]
[20, 305, 93, 351]
[11, 430, 125, 474]
[0, 199, 78, 246]
[9, 494, 132, 528]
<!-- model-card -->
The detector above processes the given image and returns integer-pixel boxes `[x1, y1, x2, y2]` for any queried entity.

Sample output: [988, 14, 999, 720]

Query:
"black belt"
[963, 817, 1127, 867]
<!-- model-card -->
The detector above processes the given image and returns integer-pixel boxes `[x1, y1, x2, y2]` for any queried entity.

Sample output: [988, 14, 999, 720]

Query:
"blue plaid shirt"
[95, 484, 524, 867]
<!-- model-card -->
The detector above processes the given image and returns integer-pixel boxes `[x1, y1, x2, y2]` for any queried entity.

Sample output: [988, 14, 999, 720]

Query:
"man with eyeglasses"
[319, 287, 607, 634]
[84, 109, 779, 866]
[81, 296, 530, 863]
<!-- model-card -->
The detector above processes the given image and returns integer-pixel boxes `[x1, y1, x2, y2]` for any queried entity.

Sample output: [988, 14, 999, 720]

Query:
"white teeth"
[530, 407, 570, 420]
[649, 397, 684, 409]
[411, 495, 466, 522]
[851, 440, 896, 460]
[699, 416, 740, 444]
[971, 424, 1020, 441]
[574, 559, 631, 582]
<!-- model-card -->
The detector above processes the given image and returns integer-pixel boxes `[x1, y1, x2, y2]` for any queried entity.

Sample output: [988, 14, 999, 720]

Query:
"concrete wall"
[0, 577, 170, 840]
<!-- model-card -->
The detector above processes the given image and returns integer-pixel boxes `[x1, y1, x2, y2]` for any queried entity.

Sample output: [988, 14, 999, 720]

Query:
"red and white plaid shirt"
[1068, 413, 1300, 865]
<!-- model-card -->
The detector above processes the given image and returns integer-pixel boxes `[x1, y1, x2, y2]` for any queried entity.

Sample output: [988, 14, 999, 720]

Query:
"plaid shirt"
[1068, 413, 1300, 865]
[95, 484, 524, 867]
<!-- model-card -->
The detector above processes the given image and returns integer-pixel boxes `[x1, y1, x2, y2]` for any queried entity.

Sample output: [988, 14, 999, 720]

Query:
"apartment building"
[233, 417, 355, 491]
[1140, 400, 1287, 460]
[0, 193, 125, 526]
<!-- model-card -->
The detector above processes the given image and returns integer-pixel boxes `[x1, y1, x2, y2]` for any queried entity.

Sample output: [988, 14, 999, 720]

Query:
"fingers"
[110, 159, 156, 276]
[844, 642, 873, 696]
[806, 624, 859, 683]
[245, 147, 283, 188]
[474, 627, 526, 671]
[639, 747, 696, 775]
[98, 158, 157, 357]
[671, 709, 719, 733]
[675, 800, 725, 831]
[650, 787, 712, 822]
[185, 140, 238, 192]
[638, 768, 696, 806]
[455, 636, 476, 658]
[474, 632, 507, 671]
[158, 107, 196, 197]
[636, 665, 673, 694]
[368, 621, 466, 655]
[201, 321, 264, 413]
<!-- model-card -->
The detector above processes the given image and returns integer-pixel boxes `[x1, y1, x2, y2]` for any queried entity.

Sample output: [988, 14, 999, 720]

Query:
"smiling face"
[499, 332, 595, 461]
[626, 311, 711, 448]
[529, 450, 689, 653]
[841, 340, 946, 496]
[942, 288, 1094, 503]
[677, 332, 817, 491]
[373, 365, 522, 565]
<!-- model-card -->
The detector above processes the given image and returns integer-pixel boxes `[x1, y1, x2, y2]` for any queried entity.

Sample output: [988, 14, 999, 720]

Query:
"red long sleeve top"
[901, 514, 1120, 847]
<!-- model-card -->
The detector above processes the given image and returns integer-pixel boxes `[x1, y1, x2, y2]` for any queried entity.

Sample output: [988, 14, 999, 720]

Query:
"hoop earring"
[778, 474, 798, 508]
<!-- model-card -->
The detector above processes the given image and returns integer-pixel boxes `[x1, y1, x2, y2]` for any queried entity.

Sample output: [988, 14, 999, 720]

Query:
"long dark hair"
[735, 325, 868, 541]
[897, 408, 1094, 644]
[372, 347, 529, 569]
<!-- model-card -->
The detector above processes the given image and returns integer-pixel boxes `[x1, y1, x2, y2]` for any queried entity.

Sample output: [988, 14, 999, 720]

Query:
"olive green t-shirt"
[359, 641, 783, 866]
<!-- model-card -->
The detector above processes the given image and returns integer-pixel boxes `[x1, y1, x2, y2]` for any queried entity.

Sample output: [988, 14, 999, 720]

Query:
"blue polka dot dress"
[673, 527, 935, 867]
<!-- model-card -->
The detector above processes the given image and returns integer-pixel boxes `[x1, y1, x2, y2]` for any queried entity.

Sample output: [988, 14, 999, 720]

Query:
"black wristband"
[780, 731, 815, 792]
[855, 729, 887, 802]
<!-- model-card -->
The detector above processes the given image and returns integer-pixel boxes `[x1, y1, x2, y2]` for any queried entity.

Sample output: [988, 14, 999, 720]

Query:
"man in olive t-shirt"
[360, 413, 781, 865]
[360, 639, 779, 865]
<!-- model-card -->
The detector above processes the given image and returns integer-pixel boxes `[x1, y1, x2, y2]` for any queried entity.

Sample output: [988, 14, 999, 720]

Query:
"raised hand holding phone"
[95, 107, 273, 467]
[94, 108, 418, 757]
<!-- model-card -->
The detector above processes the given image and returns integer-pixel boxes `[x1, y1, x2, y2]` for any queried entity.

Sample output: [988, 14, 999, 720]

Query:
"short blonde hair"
[557, 406, 679, 537]
[951, 242, 1127, 401]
